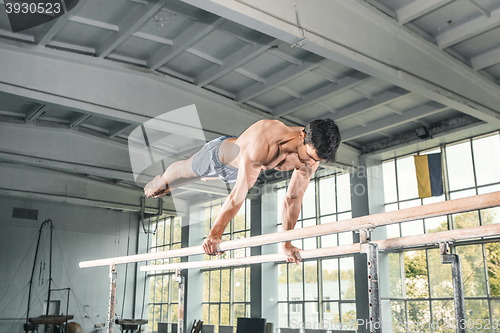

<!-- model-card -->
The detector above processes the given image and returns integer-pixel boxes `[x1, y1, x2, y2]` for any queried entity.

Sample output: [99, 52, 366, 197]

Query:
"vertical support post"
[366, 243, 382, 333]
[176, 269, 185, 333]
[108, 264, 117, 333]
[440, 243, 467, 333]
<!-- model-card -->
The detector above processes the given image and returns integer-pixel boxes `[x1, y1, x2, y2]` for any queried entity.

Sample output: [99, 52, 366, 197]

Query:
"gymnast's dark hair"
[304, 118, 341, 163]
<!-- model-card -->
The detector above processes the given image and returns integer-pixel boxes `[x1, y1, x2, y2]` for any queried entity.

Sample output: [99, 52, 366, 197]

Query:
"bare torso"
[218, 120, 306, 172]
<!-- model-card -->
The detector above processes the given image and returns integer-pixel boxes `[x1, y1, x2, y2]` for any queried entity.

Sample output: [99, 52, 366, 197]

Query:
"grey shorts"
[191, 136, 238, 184]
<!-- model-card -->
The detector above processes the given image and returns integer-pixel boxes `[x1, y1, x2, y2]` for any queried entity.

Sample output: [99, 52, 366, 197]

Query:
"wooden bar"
[80, 191, 500, 268]
[141, 223, 500, 271]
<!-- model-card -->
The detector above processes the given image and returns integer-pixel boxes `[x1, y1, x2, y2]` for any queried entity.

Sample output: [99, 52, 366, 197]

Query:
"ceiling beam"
[272, 72, 369, 117]
[109, 123, 136, 138]
[96, 0, 170, 58]
[235, 53, 325, 103]
[194, 36, 277, 87]
[147, 16, 225, 70]
[471, 46, 500, 70]
[396, 0, 453, 24]
[68, 16, 119, 31]
[342, 102, 449, 141]
[0, 150, 133, 181]
[436, 5, 500, 48]
[70, 113, 92, 128]
[34, 0, 89, 46]
[25, 104, 47, 123]
[332, 87, 410, 122]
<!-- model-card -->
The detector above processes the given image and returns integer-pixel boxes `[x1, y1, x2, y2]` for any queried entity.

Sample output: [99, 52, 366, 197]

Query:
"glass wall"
[383, 132, 500, 332]
[202, 199, 252, 332]
[276, 172, 355, 330]
[148, 217, 182, 332]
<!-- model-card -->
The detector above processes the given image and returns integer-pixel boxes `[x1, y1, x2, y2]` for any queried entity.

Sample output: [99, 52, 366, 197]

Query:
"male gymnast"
[144, 119, 341, 264]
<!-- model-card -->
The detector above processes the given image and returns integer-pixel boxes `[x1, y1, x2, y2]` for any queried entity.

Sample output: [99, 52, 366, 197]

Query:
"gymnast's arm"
[281, 162, 319, 264]
[202, 154, 262, 255]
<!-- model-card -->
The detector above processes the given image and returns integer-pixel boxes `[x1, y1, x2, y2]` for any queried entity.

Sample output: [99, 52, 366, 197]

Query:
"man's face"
[298, 142, 322, 165]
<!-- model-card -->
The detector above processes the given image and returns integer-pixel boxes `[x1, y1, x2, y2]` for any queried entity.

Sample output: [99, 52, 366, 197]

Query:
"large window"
[148, 217, 182, 332]
[383, 132, 500, 332]
[202, 199, 251, 332]
[277, 172, 355, 330]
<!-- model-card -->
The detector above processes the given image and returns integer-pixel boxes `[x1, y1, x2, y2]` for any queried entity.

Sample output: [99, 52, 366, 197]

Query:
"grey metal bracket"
[366, 243, 382, 333]
[175, 269, 185, 333]
[355, 228, 373, 243]
[107, 264, 117, 333]
[440, 242, 467, 333]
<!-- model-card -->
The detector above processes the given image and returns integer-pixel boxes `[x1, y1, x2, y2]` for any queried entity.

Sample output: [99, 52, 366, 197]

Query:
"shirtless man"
[144, 119, 341, 264]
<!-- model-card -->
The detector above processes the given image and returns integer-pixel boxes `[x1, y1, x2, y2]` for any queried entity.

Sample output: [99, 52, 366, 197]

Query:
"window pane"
[340, 303, 356, 327]
[337, 174, 351, 212]
[210, 304, 219, 325]
[162, 275, 169, 303]
[446, 141, 475, 191]
[383, 160, 398, 203]
[203, 304, 209, 323]
[278, 264, 288, 302]
[221, 304, 230, 325]
[302, 180, 316, 219]
[427, 248, 453, 298]
[322, 258, 339, 300]
[491, 300, 500, 329]
[481, 207, 500, 225]
[338, 231, 353, 246]
[340, 257, 355, 300]
[456, 244, 487, 297]
[278, 302, 288, 328]
[450, 189, 476, 200]
[304, 302, 318, 327]
[171, 303, 178, 323]
[289, 262, 303, 301]
[234, 303, 245, 322]
[464, 299, 489, 333]
[401, 220, 424, 237]
[404, 250, 429, 299]
[246, 267, 251, 302]
[407, 301, 430, 332]
[486, 243, 500, 297]
[164, 219, 171, 244]
[153, 305, 161, 332]
[389, 253, 402, 298]
[304, 261, 318, 301]
[234, 204, 246, 232]
[452, 211, 480, 229]
[210, 270, 221, 302]
[289, 302, 302, 328]
[233, 268, 245, 302]
[391, 301, 405, 332]
[173, 217, 181, 243]
[396, 156, 419, 201]
[320, 176, 336, 215]
[473, 134, 500, 186]
[221, 269, 230, 302]
[203, 271, 210, 302]
[431, 300, 455, 333]
[322, 301, 339, 327]
[425, 216, 448, 233]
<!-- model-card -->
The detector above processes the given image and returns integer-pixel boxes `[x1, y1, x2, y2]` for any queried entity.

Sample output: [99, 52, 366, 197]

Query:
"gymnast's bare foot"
[144, 175, 170, 198]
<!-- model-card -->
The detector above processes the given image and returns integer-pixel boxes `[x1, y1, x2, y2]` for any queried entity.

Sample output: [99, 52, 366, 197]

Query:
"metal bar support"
[176, 269, 185, 333]
[440, 242, 467, 333]
[366, 243, 382, 333]
[108, 264, 117, 333]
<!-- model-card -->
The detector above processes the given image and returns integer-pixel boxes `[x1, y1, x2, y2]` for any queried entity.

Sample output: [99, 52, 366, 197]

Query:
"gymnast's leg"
[144, 155, 198, 198]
